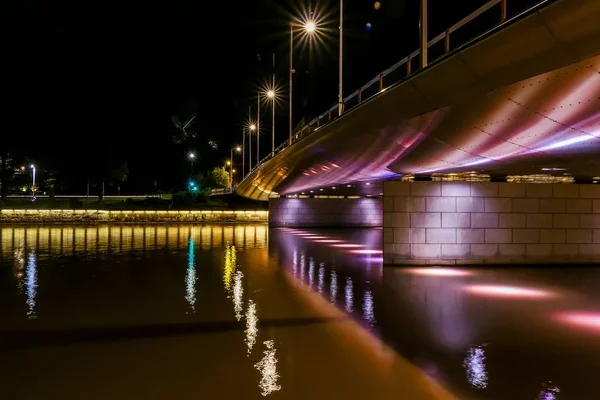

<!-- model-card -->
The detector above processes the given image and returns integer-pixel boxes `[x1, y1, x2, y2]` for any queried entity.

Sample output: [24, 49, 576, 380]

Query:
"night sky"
[6, 0, 541, 193]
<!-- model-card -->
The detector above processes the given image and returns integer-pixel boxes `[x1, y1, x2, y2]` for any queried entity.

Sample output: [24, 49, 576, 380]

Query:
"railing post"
[379, 73, 383, 91]
[328, 111, 331, 121]
[358, 88, 362, 103]
[501, 0, 507, 22]
[407, 53, 412, 75]
[445, 28, 450, 53]
[317, 118, 320, 127]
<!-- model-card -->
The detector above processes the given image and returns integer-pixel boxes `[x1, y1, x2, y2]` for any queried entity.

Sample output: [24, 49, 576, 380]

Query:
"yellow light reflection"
[0, 224, 267, 257]
[223, 244, 237, 291]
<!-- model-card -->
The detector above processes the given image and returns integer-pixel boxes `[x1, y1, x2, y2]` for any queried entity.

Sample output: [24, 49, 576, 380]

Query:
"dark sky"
[5, 0, 541, 191]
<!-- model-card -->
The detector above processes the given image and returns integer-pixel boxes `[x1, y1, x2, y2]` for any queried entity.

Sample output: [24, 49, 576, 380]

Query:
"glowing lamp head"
[189, 153, 195, 159]
[235, 146, 241, 152]
[249, 124, 256, 131]
[267, 90, 275, 98]
[30, 164, 35, 169]
[305, 21, 316, 33]
[226, 161, 231, 166]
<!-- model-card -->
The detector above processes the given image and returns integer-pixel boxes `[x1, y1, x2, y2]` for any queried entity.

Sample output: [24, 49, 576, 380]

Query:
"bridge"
[236, 0, 600, 265]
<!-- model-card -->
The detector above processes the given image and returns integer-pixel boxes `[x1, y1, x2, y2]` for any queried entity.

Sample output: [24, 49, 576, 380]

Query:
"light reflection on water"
[25, 250, 37, 319]
[185, 235, 196, 312]
[270, 227, 600, 400]
[1, 224, 599, 399]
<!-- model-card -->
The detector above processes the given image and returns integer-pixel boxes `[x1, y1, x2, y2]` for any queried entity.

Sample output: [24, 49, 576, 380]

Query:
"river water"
[0, 224, 598, 399]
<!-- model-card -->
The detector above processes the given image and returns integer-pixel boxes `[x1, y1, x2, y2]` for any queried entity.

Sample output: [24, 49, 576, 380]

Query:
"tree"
[210, 166, 230, 188]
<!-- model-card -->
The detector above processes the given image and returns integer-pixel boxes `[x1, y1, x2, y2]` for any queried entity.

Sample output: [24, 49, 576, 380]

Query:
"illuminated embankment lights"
[464, 285, 555, 299]
[403, 268, 474, 277]
[555, 312, 600, 332]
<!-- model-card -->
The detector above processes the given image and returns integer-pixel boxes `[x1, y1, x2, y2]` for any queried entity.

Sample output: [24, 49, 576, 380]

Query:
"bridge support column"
[383, 181, 600, 265]
[269, 197, 382, 228]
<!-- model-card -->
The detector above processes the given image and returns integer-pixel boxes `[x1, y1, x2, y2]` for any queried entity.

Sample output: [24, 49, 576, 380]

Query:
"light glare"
[464, 284, 554, 299]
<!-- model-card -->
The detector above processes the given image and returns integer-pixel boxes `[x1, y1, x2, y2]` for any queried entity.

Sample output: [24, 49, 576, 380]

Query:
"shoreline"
[0, 209, 268, 224]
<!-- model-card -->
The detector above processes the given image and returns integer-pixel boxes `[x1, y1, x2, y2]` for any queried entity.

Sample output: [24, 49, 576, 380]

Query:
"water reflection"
[317, 263, 324, 294]
[269, 227, 600, 399]
[223, 243, 237, 291]
[363, 287, 375, 326]
[463, 345, 488, 389]
[25, 250, 37, 319]
[270, 228, 382, 333]
[185, 235, 196, 312]
[330, 270, 337, 304]
[232, 270, 244, 321]
[254, 340, 281, 396]
[245, 299, 258, 355]
[0, 224, 268, 259]
[538, 382, 561, 400]
[344, 277, 354, 313]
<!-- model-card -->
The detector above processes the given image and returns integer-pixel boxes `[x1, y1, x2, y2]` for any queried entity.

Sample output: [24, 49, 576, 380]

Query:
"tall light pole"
[257, 94, 260, 166]
[267, 89, 275, 156]
[289, 20, 317, 146]
[30, 164, 36, 199]
[188, 152, 195, 175]
[338, 0, 344, 115]
[242, 127, 246, 177]
[249, 124, 256, 172]
[230, 146, 241, 189]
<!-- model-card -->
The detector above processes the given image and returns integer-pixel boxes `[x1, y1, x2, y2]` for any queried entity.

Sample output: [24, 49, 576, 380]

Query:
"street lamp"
[248, 123, 256, 172]
[266, 89, 276, 156]
[338, 0, 344, 116]
[30, 164, 36, 199]
[188, 152, 195, 175]
[230, 146, 241, 189]
[289, 19, 318, 146]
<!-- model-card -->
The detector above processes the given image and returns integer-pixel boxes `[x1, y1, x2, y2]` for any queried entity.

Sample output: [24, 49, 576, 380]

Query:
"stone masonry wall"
[383, 181, 600, 265]
[269, 198, 382, 227]
[0, 209, 268, 224]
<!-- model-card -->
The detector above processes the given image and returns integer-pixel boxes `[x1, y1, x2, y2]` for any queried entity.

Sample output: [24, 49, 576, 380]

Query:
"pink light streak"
[555, 312, 600, 333]
[313, 239, 343, 243]
[403, 268, 475, 277]
[464, 285, 555, 299]
[331, 244, 363, 248]
[348, 249, 383, 254]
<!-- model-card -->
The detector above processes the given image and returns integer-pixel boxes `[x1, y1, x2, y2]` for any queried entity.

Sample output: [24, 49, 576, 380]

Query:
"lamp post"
[248, 124, 256, 172]
[242, 127, 246, 177]
[30, 164, 36, 199]
[289, 20, 317, 146]
[188, 152, 195, 175]
[230, 146, 241, 189]
[267, 89, 275, 156]
[257, 94, 260, 166]
[338, 0, 344, 115]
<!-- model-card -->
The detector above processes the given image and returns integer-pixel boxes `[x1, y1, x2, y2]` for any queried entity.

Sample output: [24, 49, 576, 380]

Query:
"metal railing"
[242, 0, 553, 180]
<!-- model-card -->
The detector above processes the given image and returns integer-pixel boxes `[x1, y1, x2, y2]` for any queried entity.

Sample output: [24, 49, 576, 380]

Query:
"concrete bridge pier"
[268, 197, 382, 228]
[383, 181, 600, 265]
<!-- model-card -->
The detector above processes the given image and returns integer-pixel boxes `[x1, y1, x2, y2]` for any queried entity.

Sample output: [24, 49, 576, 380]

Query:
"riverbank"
[0, 209, 268, 223]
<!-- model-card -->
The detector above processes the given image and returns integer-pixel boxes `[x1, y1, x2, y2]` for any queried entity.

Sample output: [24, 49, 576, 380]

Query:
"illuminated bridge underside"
[237, 0, 600, 201]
